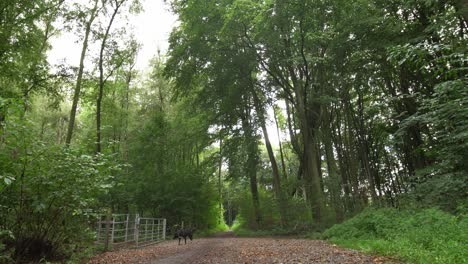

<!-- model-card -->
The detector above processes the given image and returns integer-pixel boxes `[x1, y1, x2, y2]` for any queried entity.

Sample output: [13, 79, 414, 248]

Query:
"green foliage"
[195, 212, 229, 237]
[323, 208, 468, 263]
[233, 227, 293, 237]
[111, 63, 222, 230]
[0, 100, 119, 261]
[0, 230, 14, 262]
[410, 79, 468, 211]
[233, 185, 313, 231]
[234, 187, 280, 229]
[1, 0, 467, 262]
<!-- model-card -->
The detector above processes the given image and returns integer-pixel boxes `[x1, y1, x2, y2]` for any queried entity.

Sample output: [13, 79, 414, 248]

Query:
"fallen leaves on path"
[88, 234, 400, 264]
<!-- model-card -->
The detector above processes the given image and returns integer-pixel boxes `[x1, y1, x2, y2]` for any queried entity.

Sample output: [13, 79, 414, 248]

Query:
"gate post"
[151, 219, 154, 241]
[124, 214, 129, 242]
[145, 219, 148, 242]
[163, 219, 166, 240]
[111, 215, 115, 246]
[135, 214, 140, 247]
[104, 209, 112, 251]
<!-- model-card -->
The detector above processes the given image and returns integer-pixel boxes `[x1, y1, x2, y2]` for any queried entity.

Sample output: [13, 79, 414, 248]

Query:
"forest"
[0, 0, 467, 263]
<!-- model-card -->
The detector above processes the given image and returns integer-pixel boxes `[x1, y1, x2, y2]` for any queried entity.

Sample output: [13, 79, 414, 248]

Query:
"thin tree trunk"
[96, 0, 124, 153]
[123, 62, 134, 163]
[322, 109, 344, 222]
[218, 136, 223, 224]
[294, 85, 325, 222]
[251, 89, 287, 227]
[241, 108, 261, 227]
[66, 0, 99, 145]
[273, 104, 288, 180]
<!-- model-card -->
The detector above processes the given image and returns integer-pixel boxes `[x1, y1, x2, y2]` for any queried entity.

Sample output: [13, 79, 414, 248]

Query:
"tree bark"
[322, 108, 344, 222]
[240, 109, 262, 227]
[251, 88, 287, 227]
[66, 0, 99, 145]
[218, 136, 223, 224]
[294, 85, 325, 222]
[273, 104, 288, 180]
[96, 0, 124, 153]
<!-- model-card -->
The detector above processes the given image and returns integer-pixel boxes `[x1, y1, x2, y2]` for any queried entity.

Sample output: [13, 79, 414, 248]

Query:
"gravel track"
[88, 232, 399, 264]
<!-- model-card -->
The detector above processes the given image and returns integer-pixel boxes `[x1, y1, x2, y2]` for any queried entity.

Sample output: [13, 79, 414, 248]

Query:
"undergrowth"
[231, 215, 321, 238]
[322, 207, 467, 264]
[233, 227, 295, 237]
[196, 222, 229, 237]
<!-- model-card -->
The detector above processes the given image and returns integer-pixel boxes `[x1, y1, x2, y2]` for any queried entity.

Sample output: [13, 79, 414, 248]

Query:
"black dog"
[173, 228, 194, 245]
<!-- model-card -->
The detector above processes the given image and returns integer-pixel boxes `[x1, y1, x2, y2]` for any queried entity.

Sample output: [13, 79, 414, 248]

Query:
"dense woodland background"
[0, 0, 467, 263]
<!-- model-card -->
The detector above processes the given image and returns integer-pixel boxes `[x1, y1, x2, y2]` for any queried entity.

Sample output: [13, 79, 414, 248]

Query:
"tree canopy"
[0, 0, 466, 262]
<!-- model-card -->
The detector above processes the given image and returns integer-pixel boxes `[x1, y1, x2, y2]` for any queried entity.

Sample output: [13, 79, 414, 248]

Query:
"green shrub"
[234, 187, 313, 231]
[0, 104, 120, 262]
[323, 207, 468, 263]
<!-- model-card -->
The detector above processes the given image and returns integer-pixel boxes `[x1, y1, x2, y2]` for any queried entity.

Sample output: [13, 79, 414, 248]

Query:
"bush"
[0, 103, 120, 262]
[0, 145, 118, 262]
[323, 207, 468, 263]
[234, 187, 313, 231]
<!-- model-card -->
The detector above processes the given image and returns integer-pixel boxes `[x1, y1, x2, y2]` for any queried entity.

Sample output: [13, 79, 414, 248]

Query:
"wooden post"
[151, 219, 154, 241]
[163, 219, 166, 240]
[135, 214, 139, 246]
[145, 219, 148, 242]
[124, 214, 129, 242]
[111, 215, 115, 246]
[157, 219, 160, 240]
[104, 209, 111, 251]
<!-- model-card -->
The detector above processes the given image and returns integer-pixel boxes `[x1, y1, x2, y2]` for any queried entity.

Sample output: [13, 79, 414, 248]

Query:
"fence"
[95, 214, 166, 249]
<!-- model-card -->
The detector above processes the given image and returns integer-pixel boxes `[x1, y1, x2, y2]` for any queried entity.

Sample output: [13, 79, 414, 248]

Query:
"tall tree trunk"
[322, 109, 344, 222]
[218, 136, 223, 224]
[251, 89, 287, 227]
[285, 100, 305, 197]
[273, 104, 288, 179]
[66, 0, 99, 145]
[334, 112, 353, 214]
[241, 110, 262, 227]
[122, 61, 134, 164]
[345, 110, 367, 208]
[96, 0, 123, 153]
[294, 85, 325, 222]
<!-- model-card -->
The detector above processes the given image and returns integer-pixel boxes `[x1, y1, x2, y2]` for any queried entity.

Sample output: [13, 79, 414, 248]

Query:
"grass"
[232, 207, 467, 263]
[232, 227, 295, 237]
[195, 222, 229, 237]
[322, 207, 468, 264]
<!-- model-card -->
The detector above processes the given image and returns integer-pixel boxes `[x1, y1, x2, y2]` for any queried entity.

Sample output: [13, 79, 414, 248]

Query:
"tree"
[65, 0, 100, 145]
[95, 0, 129, 153]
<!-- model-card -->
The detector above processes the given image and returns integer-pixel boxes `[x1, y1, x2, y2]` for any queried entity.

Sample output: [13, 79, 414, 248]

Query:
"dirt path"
[89, 232, 398, 264]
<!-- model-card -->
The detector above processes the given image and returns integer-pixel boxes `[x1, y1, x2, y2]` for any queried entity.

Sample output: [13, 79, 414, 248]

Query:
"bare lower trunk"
[322, 109, 344, 222]
[241, 109, 261, 227]
[273, 105, 288, 179]
[252, 90, 287, 227]
[294, 86, 325, 222]
[218, 137, 223, 224]
[302, 130, 325, 222]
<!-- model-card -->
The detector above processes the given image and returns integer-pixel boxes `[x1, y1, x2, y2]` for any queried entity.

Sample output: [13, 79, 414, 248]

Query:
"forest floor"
[88, 232, 400, 264]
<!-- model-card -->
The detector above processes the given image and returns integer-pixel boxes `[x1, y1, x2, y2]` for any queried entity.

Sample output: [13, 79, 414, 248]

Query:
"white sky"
[47, 0, 177, 71]
[47, 0, 284, 145]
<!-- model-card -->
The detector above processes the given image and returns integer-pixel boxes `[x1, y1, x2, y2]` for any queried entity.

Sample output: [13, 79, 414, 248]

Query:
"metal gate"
[95, 214, 166, 249]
